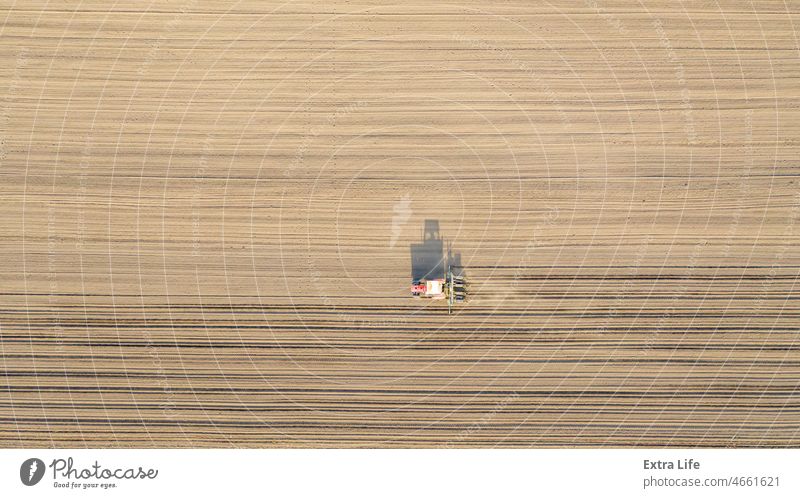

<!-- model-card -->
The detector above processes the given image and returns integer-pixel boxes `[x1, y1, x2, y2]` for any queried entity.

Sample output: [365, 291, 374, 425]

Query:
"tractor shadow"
[409, 219, 462, 281]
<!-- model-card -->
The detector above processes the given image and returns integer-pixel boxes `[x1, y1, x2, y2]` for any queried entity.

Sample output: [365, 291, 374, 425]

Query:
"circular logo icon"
[20, 458, 45, 486]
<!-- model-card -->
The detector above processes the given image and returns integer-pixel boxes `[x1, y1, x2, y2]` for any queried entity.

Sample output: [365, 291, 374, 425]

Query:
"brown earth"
[1, 1, 799, 447]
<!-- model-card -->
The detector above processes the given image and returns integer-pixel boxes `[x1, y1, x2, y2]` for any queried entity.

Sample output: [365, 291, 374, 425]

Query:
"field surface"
[1, 1, 799, 447]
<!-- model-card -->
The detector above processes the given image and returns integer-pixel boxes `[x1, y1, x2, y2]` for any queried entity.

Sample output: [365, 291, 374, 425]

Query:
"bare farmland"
[0, 1, 798, 447]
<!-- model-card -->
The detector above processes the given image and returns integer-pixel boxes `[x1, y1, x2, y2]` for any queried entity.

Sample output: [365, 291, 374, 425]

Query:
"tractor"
[410, 220, 467, 313]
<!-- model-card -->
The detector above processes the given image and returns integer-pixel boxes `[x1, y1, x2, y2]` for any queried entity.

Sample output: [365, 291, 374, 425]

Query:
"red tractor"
[410, 221, 467, 313]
